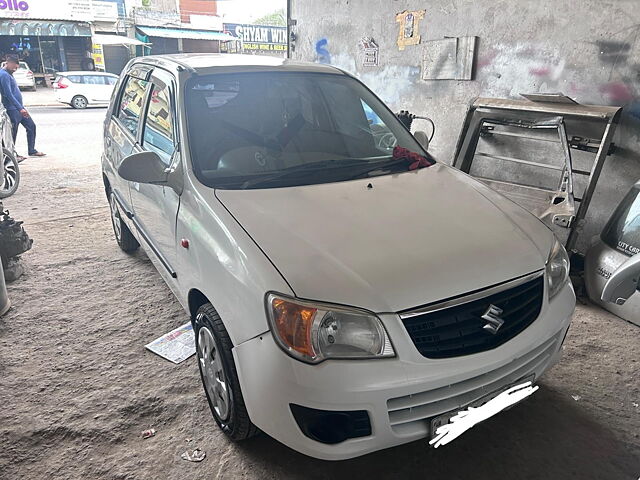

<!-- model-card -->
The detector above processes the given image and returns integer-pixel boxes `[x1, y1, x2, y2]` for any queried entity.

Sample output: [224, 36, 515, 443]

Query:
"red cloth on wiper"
[392, 146, 435, 170]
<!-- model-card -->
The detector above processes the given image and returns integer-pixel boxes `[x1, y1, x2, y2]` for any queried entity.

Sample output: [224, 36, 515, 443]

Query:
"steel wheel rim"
[197, 325, 231, 421]
[2, 151, 17, 192]
[109, 194, 122, 241]
[74, 97, 87, 108]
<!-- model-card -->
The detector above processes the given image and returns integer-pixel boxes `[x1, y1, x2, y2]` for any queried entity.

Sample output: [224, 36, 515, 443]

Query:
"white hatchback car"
[53, 71, 118, 109]
[102, 54, 576, 460]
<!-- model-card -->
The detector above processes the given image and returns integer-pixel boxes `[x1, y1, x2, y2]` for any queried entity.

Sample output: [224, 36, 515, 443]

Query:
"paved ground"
[0, 107, 638, 479]
[21, 87, 60, 108]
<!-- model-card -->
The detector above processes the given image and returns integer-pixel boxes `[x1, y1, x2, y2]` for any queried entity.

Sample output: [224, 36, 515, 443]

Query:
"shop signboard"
[92, 1, 119, 22]
[0, 21, 91, 36]
[0, 0, 93, 22]
[223, 23, 287, 54]
[92, 43, 105, 70]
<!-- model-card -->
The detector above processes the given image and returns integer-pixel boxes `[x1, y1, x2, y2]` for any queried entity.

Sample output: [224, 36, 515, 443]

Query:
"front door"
[129, 68, 181, 285]
[107, 72, 150, 225]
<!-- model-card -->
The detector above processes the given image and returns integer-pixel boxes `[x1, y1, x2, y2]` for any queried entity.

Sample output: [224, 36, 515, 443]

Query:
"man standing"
[0, 55, 45, 159]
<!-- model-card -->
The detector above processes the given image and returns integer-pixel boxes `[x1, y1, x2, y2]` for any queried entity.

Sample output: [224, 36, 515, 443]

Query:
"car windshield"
[185, 72, 434, 189]
[602, 185, 640, 256]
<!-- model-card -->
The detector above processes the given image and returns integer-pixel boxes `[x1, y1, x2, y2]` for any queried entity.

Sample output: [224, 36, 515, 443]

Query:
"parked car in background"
[102, 55, 576, 460]
[53, 71, 118, 109]
[0, 61, 36, 91]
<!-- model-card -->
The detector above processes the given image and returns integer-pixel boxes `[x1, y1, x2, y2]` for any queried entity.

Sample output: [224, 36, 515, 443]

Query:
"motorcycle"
[0, 103, 19, 198]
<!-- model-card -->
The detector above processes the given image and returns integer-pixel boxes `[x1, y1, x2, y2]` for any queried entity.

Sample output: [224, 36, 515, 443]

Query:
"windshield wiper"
[345, 157, 414, 180]
[239, 157, 390, 189]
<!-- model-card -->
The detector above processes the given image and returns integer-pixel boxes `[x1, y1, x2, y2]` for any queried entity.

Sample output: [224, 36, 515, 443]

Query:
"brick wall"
[179, 0, 217, 23]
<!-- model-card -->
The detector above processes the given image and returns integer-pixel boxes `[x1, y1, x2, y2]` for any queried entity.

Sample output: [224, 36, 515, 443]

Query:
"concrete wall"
[289, 0, 640, 252]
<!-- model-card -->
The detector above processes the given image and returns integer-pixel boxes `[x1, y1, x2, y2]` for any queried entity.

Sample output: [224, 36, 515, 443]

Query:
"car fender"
[174, 174, 294, 346]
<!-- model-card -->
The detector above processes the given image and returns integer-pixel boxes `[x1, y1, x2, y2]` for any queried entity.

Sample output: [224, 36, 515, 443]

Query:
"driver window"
[142, 83, 175, 164]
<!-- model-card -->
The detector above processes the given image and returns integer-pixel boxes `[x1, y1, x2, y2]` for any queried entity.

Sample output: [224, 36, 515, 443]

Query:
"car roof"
[57, 71, 118, 76]
[131, 53, 345, 76]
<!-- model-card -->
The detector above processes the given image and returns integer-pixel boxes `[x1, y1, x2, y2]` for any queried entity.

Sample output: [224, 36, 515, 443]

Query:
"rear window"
[67, 75, 82, 83]
[602, 186, 640, 256]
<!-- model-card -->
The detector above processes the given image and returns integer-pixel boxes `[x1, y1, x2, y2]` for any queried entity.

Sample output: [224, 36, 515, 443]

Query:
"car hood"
[215, 164, 553, 313]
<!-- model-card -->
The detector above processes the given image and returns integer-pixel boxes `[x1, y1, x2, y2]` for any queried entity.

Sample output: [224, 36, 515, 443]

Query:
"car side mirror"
[601, 253, 640, 305]
[414, 130, 430, 151]
[118, 151, 167, 185]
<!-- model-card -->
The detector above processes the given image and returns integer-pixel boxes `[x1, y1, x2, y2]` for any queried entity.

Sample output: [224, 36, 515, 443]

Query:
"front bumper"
[233, 281, 575, 460]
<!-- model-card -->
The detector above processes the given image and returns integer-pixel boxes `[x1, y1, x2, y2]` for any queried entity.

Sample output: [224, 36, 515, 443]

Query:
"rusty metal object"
[453, 96, 622, 253]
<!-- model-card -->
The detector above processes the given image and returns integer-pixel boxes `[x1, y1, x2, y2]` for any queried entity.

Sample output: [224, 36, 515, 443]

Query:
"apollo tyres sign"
[0, 0, 93, 21]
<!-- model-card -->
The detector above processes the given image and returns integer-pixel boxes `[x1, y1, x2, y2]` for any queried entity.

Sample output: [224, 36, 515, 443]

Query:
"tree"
[253, 8, 286, 26]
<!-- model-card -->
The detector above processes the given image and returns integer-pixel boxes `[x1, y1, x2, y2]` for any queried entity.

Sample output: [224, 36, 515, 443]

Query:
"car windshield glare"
[185, 72, 433, 189]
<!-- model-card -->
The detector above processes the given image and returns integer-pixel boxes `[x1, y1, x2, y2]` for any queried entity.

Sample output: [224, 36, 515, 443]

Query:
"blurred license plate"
[429, 374, 535, 445]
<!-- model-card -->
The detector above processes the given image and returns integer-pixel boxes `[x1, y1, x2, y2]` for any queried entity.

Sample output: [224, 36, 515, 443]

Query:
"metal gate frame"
[453, 96, 622, 252]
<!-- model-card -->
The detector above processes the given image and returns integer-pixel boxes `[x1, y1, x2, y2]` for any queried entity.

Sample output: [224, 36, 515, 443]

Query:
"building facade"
[131, 0, 232, 56]
[0, 0, 131, 78]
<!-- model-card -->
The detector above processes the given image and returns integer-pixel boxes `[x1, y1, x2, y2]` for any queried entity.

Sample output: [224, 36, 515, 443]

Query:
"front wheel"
[194, 303, 258, 441]
[71, 95, 88, 109]
[0, 148, 20, 198]
[108, 191, 138, 252]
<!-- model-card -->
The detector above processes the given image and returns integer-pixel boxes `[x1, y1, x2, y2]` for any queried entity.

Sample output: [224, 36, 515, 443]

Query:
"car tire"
[194, 303, 259, 441]
[0, 148, 20, 199]
[71, 95, 88, 109]
[108, 191, 138, 252]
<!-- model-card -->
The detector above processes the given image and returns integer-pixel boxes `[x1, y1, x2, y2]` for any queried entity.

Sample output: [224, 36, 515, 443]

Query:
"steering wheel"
[376, 132, 398, 150]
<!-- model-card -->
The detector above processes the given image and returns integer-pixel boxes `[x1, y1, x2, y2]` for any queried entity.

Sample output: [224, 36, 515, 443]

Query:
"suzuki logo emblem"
[481, 304, 504, 334]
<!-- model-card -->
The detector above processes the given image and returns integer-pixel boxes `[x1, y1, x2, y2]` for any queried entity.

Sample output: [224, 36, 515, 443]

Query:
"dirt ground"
[0, 107, 638, 479]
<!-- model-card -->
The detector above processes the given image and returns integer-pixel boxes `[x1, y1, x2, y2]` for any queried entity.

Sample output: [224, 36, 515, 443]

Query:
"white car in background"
[0, 61, 36, 91]
[53, 71, 118, 109]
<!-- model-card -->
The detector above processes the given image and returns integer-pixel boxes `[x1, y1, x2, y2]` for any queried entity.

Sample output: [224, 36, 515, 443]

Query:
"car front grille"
[386, 332, 560, 435]
[401, 273, 545, 359]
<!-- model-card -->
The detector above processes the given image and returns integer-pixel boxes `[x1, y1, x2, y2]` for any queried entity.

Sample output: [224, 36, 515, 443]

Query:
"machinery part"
[0, 258, 10, 315]
[0, 147, 20, 198]
[395, 110, 414, 130]
[0, 208, 32, 268]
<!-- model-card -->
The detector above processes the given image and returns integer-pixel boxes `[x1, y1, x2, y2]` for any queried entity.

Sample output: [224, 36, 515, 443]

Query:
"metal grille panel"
[402, 276, 544, 359]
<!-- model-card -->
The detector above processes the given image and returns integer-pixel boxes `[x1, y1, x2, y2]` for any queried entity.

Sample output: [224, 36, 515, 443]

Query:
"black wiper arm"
[240, 158, 389, 189]
[346, 157, 412, 179]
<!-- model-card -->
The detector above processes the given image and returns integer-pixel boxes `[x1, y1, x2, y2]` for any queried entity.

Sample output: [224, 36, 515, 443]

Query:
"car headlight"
[266, 293, 395, 364]
[546, 238, 570, 299]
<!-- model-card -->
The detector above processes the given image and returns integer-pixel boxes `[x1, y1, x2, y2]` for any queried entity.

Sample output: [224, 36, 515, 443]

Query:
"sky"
[216, 0, 286, 23]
